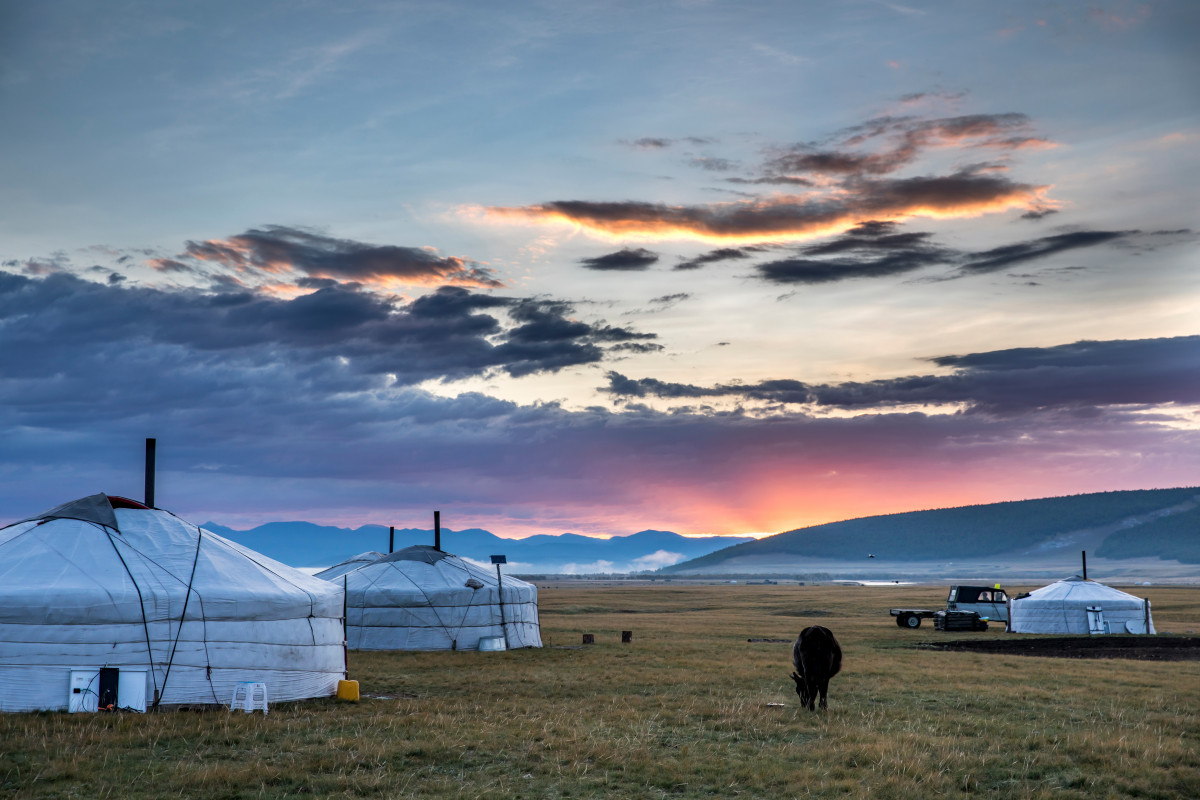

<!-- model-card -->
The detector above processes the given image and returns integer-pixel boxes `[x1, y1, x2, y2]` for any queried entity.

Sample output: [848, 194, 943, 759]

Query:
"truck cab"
[947, 585, 1008, 622]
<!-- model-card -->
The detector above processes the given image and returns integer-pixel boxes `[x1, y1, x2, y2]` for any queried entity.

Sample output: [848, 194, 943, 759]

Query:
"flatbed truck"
[890, 585, 1009, 629]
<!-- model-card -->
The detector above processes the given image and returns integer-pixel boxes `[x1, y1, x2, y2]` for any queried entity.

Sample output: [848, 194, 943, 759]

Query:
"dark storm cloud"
[161, 225, 502, 289]
[1020, 208, 1059, 221]
[0, 273, 656, 405]
[605, 336, 1200, 415]
[579, 248, 659, 271]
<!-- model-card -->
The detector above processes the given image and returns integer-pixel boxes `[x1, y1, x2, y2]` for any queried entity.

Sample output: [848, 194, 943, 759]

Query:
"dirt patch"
[918, 636, 1200, 661]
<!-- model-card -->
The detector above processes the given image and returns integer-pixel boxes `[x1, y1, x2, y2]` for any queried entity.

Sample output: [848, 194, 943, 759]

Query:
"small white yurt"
[316, 551, 386, 581]
[1009, 575, 1155, 635]
[0, 494, 347, 712]
[334, 545, 541, 651]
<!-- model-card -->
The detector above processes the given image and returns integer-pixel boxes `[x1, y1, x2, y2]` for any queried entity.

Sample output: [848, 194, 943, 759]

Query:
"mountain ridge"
[202, 520, 753, 573]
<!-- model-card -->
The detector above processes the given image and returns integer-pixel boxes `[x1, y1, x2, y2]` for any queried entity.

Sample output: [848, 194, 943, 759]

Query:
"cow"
[790, 625, 842, 711]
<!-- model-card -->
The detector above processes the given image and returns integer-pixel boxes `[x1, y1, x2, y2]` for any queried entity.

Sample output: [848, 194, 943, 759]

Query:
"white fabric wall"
[1009, 576, 1155, 634]
[0, 505, 345, 712]
[341, 546, 542, 651]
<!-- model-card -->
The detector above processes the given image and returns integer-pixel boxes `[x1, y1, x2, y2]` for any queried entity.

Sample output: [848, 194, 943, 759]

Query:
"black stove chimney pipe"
[389, 526, 395, 554]
[1082, 550, 1087, 580]
[434, 510, 441, 551]
[145, 438, 156, 508]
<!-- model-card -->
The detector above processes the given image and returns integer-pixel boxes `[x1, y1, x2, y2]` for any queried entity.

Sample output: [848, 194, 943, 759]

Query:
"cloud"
[605, 336, 1200, 415]
[623, 136, 716, 150]
[752, 223, 1149, 285]
[160, 225, 502, 289]
[579, 248, 660, 271]
[487, 171, 1043, 243]
[486, 106, 1058, 244]
[763, 113, 1052, 180]
[0, 272, 655, 397]
[724, 176, 814, 187]
[754, 220, 954, 284]
[959, 229, 1131, 274]
[675, 246, 771, 271]
[689, 157, 737, 172]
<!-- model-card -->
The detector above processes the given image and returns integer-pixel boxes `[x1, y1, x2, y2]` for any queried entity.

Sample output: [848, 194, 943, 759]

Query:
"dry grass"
[3, 583, 1199, 799]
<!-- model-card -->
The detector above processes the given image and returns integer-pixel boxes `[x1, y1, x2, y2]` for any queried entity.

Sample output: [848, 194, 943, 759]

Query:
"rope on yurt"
[102, 525, 161, 706]
[154, 523, 204, 708]
[441, 558, 494, 647]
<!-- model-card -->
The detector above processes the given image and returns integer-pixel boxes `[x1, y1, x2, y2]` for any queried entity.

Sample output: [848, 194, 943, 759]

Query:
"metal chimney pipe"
[389, 526, 395, 554]
[144, 438, 157, 508]
[434, 510, 441, 551]
[1082, 550, 1087, 580]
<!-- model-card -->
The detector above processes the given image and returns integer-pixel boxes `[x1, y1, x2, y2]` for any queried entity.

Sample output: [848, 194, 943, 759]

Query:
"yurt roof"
[314, 551, 386, 580]
[0, 493, 343, 621]
[1020, 575, 1146, 605]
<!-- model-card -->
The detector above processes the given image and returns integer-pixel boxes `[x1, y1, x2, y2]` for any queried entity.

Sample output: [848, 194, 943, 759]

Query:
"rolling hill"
[662, 487, 1200, 580]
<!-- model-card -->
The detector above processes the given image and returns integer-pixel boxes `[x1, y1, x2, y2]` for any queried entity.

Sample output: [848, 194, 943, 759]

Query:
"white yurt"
[0, 494, 347, 712]
[334, 545, 542, 651]
[1008, 575, 1155, 635]
[315, 551, 386, 581]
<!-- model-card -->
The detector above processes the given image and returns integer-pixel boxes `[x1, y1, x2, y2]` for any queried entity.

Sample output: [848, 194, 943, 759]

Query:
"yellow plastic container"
[337, 679, 360, 702]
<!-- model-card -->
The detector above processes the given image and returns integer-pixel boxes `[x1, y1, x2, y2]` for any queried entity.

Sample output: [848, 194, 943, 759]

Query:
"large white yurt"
[334, 545, 542, 651]
[315, 551, 386, 581]
[0, 494, 347, 712]
[1009, 575, 1155, 635]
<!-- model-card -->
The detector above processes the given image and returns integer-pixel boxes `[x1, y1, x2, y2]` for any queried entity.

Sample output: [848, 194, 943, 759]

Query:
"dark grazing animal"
[790, 625, 842, 711]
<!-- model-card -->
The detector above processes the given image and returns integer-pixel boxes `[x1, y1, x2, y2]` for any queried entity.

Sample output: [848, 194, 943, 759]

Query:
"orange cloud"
[486, 175, 1049, 244]
[162, 226, 503, 290]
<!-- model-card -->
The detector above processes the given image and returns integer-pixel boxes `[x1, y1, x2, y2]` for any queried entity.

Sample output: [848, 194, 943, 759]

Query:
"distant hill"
[201, 520, 753, 573]
[662, 487, 1200, 579]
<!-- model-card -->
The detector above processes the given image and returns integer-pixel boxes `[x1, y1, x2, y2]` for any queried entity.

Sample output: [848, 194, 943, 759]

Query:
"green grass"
[3, 583, 1199, 798]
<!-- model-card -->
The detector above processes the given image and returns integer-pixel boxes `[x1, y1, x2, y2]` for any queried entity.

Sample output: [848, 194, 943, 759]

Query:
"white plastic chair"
[229, 681, 269, 714]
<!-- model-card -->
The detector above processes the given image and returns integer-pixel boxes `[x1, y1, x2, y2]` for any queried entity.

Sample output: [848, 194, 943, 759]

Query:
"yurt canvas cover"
[315, 551, 386, 581]
[0, 494, 346, 712]
[337, 545, 541, 651]
[1009, 575, 1155, 635]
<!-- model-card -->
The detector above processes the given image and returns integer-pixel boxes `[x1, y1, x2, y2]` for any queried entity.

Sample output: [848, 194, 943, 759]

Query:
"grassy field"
[3, 582, 1199, 799]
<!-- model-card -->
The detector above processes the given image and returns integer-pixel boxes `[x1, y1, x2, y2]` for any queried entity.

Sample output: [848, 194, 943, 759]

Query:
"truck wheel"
[896, 614, 908, 627]
[904, 614, 921, 629]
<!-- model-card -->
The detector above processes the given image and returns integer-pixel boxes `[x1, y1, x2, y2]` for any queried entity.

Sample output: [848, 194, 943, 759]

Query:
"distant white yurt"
[1009, 575, 1155, 635]
[315, 551, 386, 581]
[0, 494, 346, 712]
[334, 545, 542, 651]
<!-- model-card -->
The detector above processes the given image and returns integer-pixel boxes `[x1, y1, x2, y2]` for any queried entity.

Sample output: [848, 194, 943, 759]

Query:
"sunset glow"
[0, 1, 1195, 539]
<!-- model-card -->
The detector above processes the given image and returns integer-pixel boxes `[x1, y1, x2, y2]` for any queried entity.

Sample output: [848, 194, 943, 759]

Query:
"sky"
[1, 0, 1197, 538]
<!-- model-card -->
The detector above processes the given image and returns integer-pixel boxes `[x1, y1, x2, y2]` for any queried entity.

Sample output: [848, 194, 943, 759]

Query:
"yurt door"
[1086, 606, 1107, 635]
